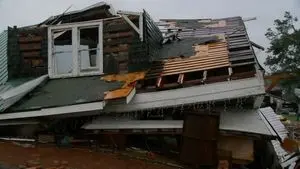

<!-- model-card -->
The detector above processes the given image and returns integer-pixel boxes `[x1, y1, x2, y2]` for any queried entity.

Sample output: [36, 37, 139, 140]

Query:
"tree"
[265, 11, 300, 72]
[265, 12, 300, 101]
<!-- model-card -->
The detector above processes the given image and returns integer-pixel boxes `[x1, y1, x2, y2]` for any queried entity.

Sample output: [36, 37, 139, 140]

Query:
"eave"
[104, 76, 265, 113]
[0, 101, 105, 120]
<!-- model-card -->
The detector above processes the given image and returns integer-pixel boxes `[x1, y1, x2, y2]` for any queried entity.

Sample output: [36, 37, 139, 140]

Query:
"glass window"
[52, 29, 73, 75]
[78, 27, 99, 73]
[49, 21, 103, 78]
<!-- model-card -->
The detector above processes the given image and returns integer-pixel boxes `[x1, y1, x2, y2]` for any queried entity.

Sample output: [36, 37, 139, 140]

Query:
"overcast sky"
[0, 0, 299, 69]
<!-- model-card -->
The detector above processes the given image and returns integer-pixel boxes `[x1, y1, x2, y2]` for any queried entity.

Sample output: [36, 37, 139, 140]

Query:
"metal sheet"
[0, 75, 48, 112]
[259, 107, 288, 140]
[82, 109, 274, 137]
[83, 118, 182, 129]
[220, 109, 273, 136]
[0, 31, 8, 85]
[259, 107, 290, 162]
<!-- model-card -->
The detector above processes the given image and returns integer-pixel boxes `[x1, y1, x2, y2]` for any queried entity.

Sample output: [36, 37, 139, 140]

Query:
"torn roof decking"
[158, 17, 257, 67]
[40, 2, 115, 25]
[147, 40, 230, 79]
[8, 76, 123, 112]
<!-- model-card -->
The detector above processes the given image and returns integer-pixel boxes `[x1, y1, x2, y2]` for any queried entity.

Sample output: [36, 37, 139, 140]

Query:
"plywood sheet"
[102, 71, 145, 101]
[218, 136, 254, 164]
[104, 87, 133, 100]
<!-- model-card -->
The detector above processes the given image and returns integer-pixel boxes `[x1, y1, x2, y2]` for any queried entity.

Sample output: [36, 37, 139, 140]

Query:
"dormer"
[47, 10, 162, 79]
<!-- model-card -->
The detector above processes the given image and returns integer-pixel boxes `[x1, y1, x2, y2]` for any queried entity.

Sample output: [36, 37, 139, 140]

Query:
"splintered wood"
[102, 72, 146, 100]
[149, 42, 230, 77]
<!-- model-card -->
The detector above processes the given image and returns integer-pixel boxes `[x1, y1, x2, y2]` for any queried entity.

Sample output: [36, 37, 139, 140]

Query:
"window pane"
[53, 29, 73, 75]
[79, 27, 99, 72]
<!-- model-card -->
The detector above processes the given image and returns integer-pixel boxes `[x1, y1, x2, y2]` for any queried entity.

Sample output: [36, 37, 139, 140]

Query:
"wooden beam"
[121, 15, 140, 35]
[156, 77, 163, 88]
[178, 74, 184, 84]
[203, 71, 207, 81]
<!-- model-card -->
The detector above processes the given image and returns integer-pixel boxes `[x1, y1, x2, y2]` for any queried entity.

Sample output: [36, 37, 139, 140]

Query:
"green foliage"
[265, 11, 300, 73]
[265, 12, 300, 101]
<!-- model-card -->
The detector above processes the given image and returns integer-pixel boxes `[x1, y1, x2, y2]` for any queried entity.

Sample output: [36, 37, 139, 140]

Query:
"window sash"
[48, 21, 103, 78]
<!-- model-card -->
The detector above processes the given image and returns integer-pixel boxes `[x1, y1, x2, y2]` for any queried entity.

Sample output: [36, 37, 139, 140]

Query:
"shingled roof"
[158, 17, 257, 67]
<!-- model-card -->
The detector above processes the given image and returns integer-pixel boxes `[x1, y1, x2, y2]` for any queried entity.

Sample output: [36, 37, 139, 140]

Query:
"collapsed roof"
[0, 3, 266, 120]
[157, 17, 257, 67]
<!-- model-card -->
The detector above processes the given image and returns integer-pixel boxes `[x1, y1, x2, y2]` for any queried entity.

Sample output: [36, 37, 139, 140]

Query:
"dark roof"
[40, 2, 114, 25]
[158, 36, 221, 60]
[0, 78, 33, 94]
[8, 76, 123, 112]
[158, 17, 257, 67]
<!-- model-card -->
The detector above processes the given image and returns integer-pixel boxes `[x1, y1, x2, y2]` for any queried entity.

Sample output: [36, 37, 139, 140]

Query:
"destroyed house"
[0, 3, 289, 169]
[0, 13, 265, 118]
[5, 2, 162, 80]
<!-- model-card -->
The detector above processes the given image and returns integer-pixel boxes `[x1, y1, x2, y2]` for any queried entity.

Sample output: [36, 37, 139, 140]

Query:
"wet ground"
[0, 142, 174, 169]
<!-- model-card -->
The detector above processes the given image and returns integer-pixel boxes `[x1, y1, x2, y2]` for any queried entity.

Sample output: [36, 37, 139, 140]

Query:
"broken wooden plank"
[178, 74, 184, 84]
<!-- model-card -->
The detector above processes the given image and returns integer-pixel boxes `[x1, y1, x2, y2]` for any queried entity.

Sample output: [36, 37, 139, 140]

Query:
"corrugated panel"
[142, 10, 163, 64]
[0, 75, 48, 112]
[0, 84, 13, 94]
[158, 17, 256, 67]
[259, 107, 288, 140]
[147, 42, 230, 78]
[0, 78, 33, 95]
[0, 31, 8, 84]
[259, 107, 290, 162]
[7, 27, 21, 80]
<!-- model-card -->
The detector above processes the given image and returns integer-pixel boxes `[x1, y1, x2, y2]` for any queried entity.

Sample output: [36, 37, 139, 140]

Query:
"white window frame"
[48, 21, 103, 79]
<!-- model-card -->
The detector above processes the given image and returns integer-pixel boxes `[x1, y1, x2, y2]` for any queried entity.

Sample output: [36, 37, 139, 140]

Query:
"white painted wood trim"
[0, 137, 35, 142]
[117, 10, 142, 16]
[253, 95, 264, 108]
[0, 101, 105, 120]
[99, 21, 104, 74]
[122, 15, 140, 34]
[139, 13, 144, 41]
[48, 28, 53, 78]
[72, 26, 79, 76]
[228, 67, 233, 75]
[203, 71, 207, 81]
[48, 20, 104, 79]
[47, 16, 121, 29]
[104, 77, 265, 113]
[282, 156, 300, 168]
[126, 87, 136, 104]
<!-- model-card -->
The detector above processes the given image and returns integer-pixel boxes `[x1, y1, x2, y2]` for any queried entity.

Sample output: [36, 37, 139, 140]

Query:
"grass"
[283, 114, 299, 121]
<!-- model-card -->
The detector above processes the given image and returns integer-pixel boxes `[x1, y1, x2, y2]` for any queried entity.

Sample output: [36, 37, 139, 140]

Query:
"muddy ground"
[0, 142, 175, 169]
